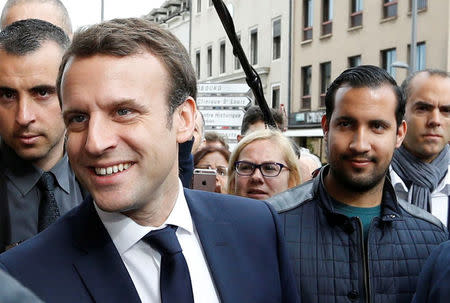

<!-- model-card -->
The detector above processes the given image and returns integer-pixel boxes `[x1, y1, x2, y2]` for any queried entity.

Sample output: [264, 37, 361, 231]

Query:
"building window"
[272, 85, 280, 109]
[195, 50, 201, 79]
[273, 19, 281, 60]
[197, 0, 201, 13]
[207, 46, 212, 77]
[301, 65, 312, 109]
[320, 62, 331, 107]
[416, 42, 426, 71]
[350, 0, 363, 27]
[410, 0, 427, 11]
[235, 34, 241, 70]
[250, 29, 258, 65]
[303, 0, 313, 40]
[348, 55, 361, 67]
[219, 41, 226, 74]
[408, 42, 426, 71]
[383, 0, 398, 19]
[381, 48, 397, 78]
[322, 0, 333, 35]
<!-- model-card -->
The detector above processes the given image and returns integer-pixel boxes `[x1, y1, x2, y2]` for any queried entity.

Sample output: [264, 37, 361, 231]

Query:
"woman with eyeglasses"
[194, 146, 230, 193]
[228, 129, 301, 200]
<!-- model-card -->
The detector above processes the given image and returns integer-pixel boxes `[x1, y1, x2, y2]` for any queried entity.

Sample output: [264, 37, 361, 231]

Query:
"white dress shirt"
[95, 180, 220, 303]
[389, 165, 450, 227]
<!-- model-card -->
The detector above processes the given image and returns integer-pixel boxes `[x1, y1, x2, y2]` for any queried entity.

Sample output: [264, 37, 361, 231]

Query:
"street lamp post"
[101, 0, 104, 22]
[410, 0, 417, 74]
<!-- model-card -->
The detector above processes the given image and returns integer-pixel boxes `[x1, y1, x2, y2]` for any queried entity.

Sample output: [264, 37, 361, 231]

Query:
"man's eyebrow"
[62, 109, 85, 120]
[369, 119, 392, 127]
[0, 86, 17, 92]
[108, 98, 148, 112]
[412, 100, 434, 108]
[29, 85, 56, 92]
[334, 116, 356, 122]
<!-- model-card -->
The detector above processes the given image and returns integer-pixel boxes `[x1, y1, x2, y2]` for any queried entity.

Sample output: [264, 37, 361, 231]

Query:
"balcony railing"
[319, 94, 326, 107]
[303, 27, 313, 41]
[383, 1, 398, 18]
[350, 11, 362, 27]
[321, 20, 332, 36]
[301, 95, 311, 109]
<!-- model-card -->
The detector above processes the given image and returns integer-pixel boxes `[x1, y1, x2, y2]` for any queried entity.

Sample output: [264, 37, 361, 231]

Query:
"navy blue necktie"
[37, 172, 60, 232]
[143, 225, 194, 303]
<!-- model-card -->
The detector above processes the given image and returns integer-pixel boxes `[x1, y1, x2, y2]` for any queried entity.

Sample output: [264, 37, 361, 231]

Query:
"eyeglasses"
[195, 165, 228, 176]
[234, 161, 289, 177]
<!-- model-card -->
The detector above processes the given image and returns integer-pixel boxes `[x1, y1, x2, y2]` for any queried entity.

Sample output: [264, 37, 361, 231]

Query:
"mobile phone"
[191, 168, 217, 192]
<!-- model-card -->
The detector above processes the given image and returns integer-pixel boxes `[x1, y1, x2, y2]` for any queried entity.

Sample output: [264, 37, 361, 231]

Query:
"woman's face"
[234, 139, 290, 200]
[196, 151, 229, 193]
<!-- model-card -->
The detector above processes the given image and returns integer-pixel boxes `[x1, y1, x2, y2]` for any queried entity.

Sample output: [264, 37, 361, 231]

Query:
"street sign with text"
[196, 96, 251, 108]
[201, 109, 245, 127]
[198, 83, 250, 94]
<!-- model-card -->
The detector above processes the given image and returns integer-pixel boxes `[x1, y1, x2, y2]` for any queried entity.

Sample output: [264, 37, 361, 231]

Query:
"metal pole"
[101, 0, 105, 22]
[410, 0, 417, 74]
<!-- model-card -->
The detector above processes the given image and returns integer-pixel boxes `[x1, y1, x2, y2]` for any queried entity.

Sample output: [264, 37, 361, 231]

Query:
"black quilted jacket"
[269, 165, 448, 303]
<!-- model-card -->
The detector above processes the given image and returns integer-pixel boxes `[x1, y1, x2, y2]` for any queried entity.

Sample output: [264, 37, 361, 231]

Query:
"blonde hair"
[227, 128, 301, 195]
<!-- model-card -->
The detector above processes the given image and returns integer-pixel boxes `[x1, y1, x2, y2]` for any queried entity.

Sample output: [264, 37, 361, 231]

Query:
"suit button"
[347, 290, 359, 301]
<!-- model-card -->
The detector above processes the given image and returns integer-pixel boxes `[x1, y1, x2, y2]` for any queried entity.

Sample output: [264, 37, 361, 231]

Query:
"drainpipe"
[188, 0, 192, 58]
[287, 0, 293, 117]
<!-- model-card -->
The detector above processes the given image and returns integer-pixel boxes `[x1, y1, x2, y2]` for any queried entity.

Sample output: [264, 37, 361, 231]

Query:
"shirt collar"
[96, 179, 193, 256]
[1, 141, 70, 195]
[389, 166, 408, 192]
[440, 166, 450, 195]
[390, 164, 450, 195]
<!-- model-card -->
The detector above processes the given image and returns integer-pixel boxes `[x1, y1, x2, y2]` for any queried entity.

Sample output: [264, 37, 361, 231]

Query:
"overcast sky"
[0, 0, 166, 30]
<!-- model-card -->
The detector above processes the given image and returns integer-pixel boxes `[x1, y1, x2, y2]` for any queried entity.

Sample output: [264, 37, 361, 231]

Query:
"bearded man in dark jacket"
[269, 65, 448, 303]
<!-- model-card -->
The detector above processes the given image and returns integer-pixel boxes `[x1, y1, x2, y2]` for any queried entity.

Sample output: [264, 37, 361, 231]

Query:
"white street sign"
[202, 109, 245, 127]
[196, 96, 251, 108]
[211, 129, 241, 141]
[198, 83, 250, 94]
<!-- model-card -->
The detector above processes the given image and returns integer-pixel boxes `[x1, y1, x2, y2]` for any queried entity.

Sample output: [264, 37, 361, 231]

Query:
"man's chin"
[331, 168, 386, 193]
[14, 147, 48, 163]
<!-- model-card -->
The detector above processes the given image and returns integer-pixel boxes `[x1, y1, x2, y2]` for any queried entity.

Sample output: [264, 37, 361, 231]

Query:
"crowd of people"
[0, 0, 448, 303]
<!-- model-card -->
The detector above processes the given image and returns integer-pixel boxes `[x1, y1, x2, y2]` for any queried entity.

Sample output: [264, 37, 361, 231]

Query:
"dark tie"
[37, 172, 60, 232]
[143, 225, 194, 303]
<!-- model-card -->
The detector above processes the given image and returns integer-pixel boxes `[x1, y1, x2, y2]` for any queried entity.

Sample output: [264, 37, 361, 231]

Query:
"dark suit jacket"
[0, 189, 299, 303]
[0, 269, 44, 303]
[412, 240, 450, 303]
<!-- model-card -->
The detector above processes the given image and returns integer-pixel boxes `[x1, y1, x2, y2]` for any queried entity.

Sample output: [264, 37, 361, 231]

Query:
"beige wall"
[191, 0, 291, 108]
[291, 0, 450, 114]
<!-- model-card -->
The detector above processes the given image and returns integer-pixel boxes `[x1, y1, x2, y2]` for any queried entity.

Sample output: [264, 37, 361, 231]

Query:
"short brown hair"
[194, 146, 231, 166]
[56, 18, 196, 118]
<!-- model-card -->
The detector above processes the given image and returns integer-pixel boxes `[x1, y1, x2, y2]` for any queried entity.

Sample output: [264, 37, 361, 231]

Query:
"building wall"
[289, 0, 449, 159]
[164, 14, 191, 53]
[291, 0, 450, 114]
[190, 0, 291, 108]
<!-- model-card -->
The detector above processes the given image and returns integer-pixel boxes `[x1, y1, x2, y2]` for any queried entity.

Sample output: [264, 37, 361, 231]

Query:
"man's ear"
[395, 120, 407, 148]
[321, 115, 329, 139]
[175, 97, 196, 144]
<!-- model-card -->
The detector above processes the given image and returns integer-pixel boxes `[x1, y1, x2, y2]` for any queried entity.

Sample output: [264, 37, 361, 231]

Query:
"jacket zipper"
[357, 217, 371, 303]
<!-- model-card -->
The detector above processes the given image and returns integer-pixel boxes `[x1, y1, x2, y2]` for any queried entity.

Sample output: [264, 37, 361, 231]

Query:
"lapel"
[184, 189, 247, 303]
[71, 199, 141, 303]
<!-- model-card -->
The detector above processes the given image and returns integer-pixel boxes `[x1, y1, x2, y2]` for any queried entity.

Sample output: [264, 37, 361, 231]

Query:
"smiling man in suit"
[0, 18, 298, 303]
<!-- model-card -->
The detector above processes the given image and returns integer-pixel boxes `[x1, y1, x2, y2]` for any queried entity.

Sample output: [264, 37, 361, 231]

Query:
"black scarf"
[391, 145, 449, 210]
